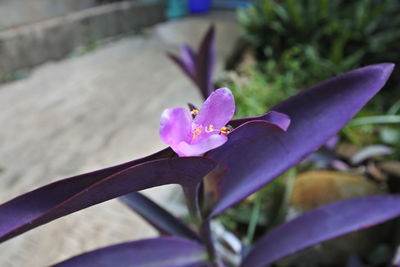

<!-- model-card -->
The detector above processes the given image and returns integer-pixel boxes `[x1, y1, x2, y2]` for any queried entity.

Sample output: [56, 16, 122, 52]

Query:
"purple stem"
[201, 219, 219, 266]
[183, 185, 202, 228]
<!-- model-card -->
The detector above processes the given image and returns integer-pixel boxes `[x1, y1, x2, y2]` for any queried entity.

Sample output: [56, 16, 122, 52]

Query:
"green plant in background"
[232, 0, 400, 157]
[219, 59, 298, 118]
[217, 168, 296, 244]
[220, 45, 347, 117]
[238, 0, 400, 109]
[238, 0, 400, 67]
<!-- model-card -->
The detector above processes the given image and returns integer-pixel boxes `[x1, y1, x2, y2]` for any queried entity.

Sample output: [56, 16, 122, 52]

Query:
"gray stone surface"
[0, 0, 96, 29]
[0, 1, 165, 76]
[0, 13, 238, 266]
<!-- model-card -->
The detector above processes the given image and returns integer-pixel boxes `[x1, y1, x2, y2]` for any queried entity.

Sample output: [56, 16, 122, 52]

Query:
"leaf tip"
[370, 62, 395, 82]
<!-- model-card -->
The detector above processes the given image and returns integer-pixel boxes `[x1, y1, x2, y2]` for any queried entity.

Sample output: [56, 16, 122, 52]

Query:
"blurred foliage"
[217, 169, 296, 244]
[238, 0, 400, 109]
[219, 59, 299, 118]
[238, 0, 400, 70]
[224, 0, 400, 156]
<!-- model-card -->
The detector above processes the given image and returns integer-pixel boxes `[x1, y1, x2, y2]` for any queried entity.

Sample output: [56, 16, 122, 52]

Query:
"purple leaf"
[207, 63, 394, 217]
[347, 255, 365, 267]
[229, 110, 291, 130]
[180, 44, 196, 77]
[0, 156, 216, 243]
[205, 121, 289, 217]
[54, 237, 209, 267]
[167, 52, 196, 82]
[168, 25, 216, 100]
[195, 25, 216, 99]
[188, 103, 198, 112]
[325, 135, 339, 149]
[241, 195, 400, 267]
[120, 192, 201, 241]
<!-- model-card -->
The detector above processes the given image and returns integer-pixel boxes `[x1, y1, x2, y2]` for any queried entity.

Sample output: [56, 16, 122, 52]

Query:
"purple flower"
[160, 87, 235, 157]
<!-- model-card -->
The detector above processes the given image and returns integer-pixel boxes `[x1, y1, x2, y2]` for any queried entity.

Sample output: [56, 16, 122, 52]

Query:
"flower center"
[192, 124, 231, 139]
[205, 124, 215, 133]
[190, 108, 232, 140]
[192, 127, 202, 139]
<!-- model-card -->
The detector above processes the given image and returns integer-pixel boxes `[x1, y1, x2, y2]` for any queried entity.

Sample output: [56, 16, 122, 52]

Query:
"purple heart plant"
[167, 26, 216, 100]
[0, 26, 399, 266]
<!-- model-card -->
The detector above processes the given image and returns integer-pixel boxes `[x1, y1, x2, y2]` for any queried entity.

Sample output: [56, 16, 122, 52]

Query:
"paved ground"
[0, 13, 239, 266]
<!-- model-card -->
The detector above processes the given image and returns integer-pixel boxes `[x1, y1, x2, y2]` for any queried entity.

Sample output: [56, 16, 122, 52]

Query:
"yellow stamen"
[220, 126, 230, 135]
[192, 128, 202, 139]
[205, 124, 214, 133]
[191, 109, 199, 115]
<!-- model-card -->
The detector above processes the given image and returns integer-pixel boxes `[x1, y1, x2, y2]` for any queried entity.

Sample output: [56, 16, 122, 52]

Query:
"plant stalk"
[201, 219, 220, 267]
[183, 185, 202, 228]
[245, 192, 262, 246]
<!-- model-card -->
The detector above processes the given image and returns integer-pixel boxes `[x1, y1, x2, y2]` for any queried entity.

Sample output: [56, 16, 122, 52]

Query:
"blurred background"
[0, 0, 399, 266]
[0, 1, 239, 266]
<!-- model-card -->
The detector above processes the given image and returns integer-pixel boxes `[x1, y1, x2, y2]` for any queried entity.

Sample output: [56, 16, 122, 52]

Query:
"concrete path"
[0, 13, 239, 266]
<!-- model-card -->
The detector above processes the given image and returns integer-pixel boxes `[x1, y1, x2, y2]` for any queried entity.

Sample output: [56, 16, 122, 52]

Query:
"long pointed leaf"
[120, 192, 201, 241]
[180, 44, 196, 77]
[208, 63, 394, 217]
[167, 25, 216, 100]
[167, 52, 197, 82]
[241, 195, 400, 267]
[54, 237, 209, 267]
[195, 25, 216, 99]
[0, 157, 216, 243]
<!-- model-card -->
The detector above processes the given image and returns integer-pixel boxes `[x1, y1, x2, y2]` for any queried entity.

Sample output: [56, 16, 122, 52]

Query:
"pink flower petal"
[160, 108, 192, 148]
[194, 88, 235, 130]
[178, 134, 228, 157]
